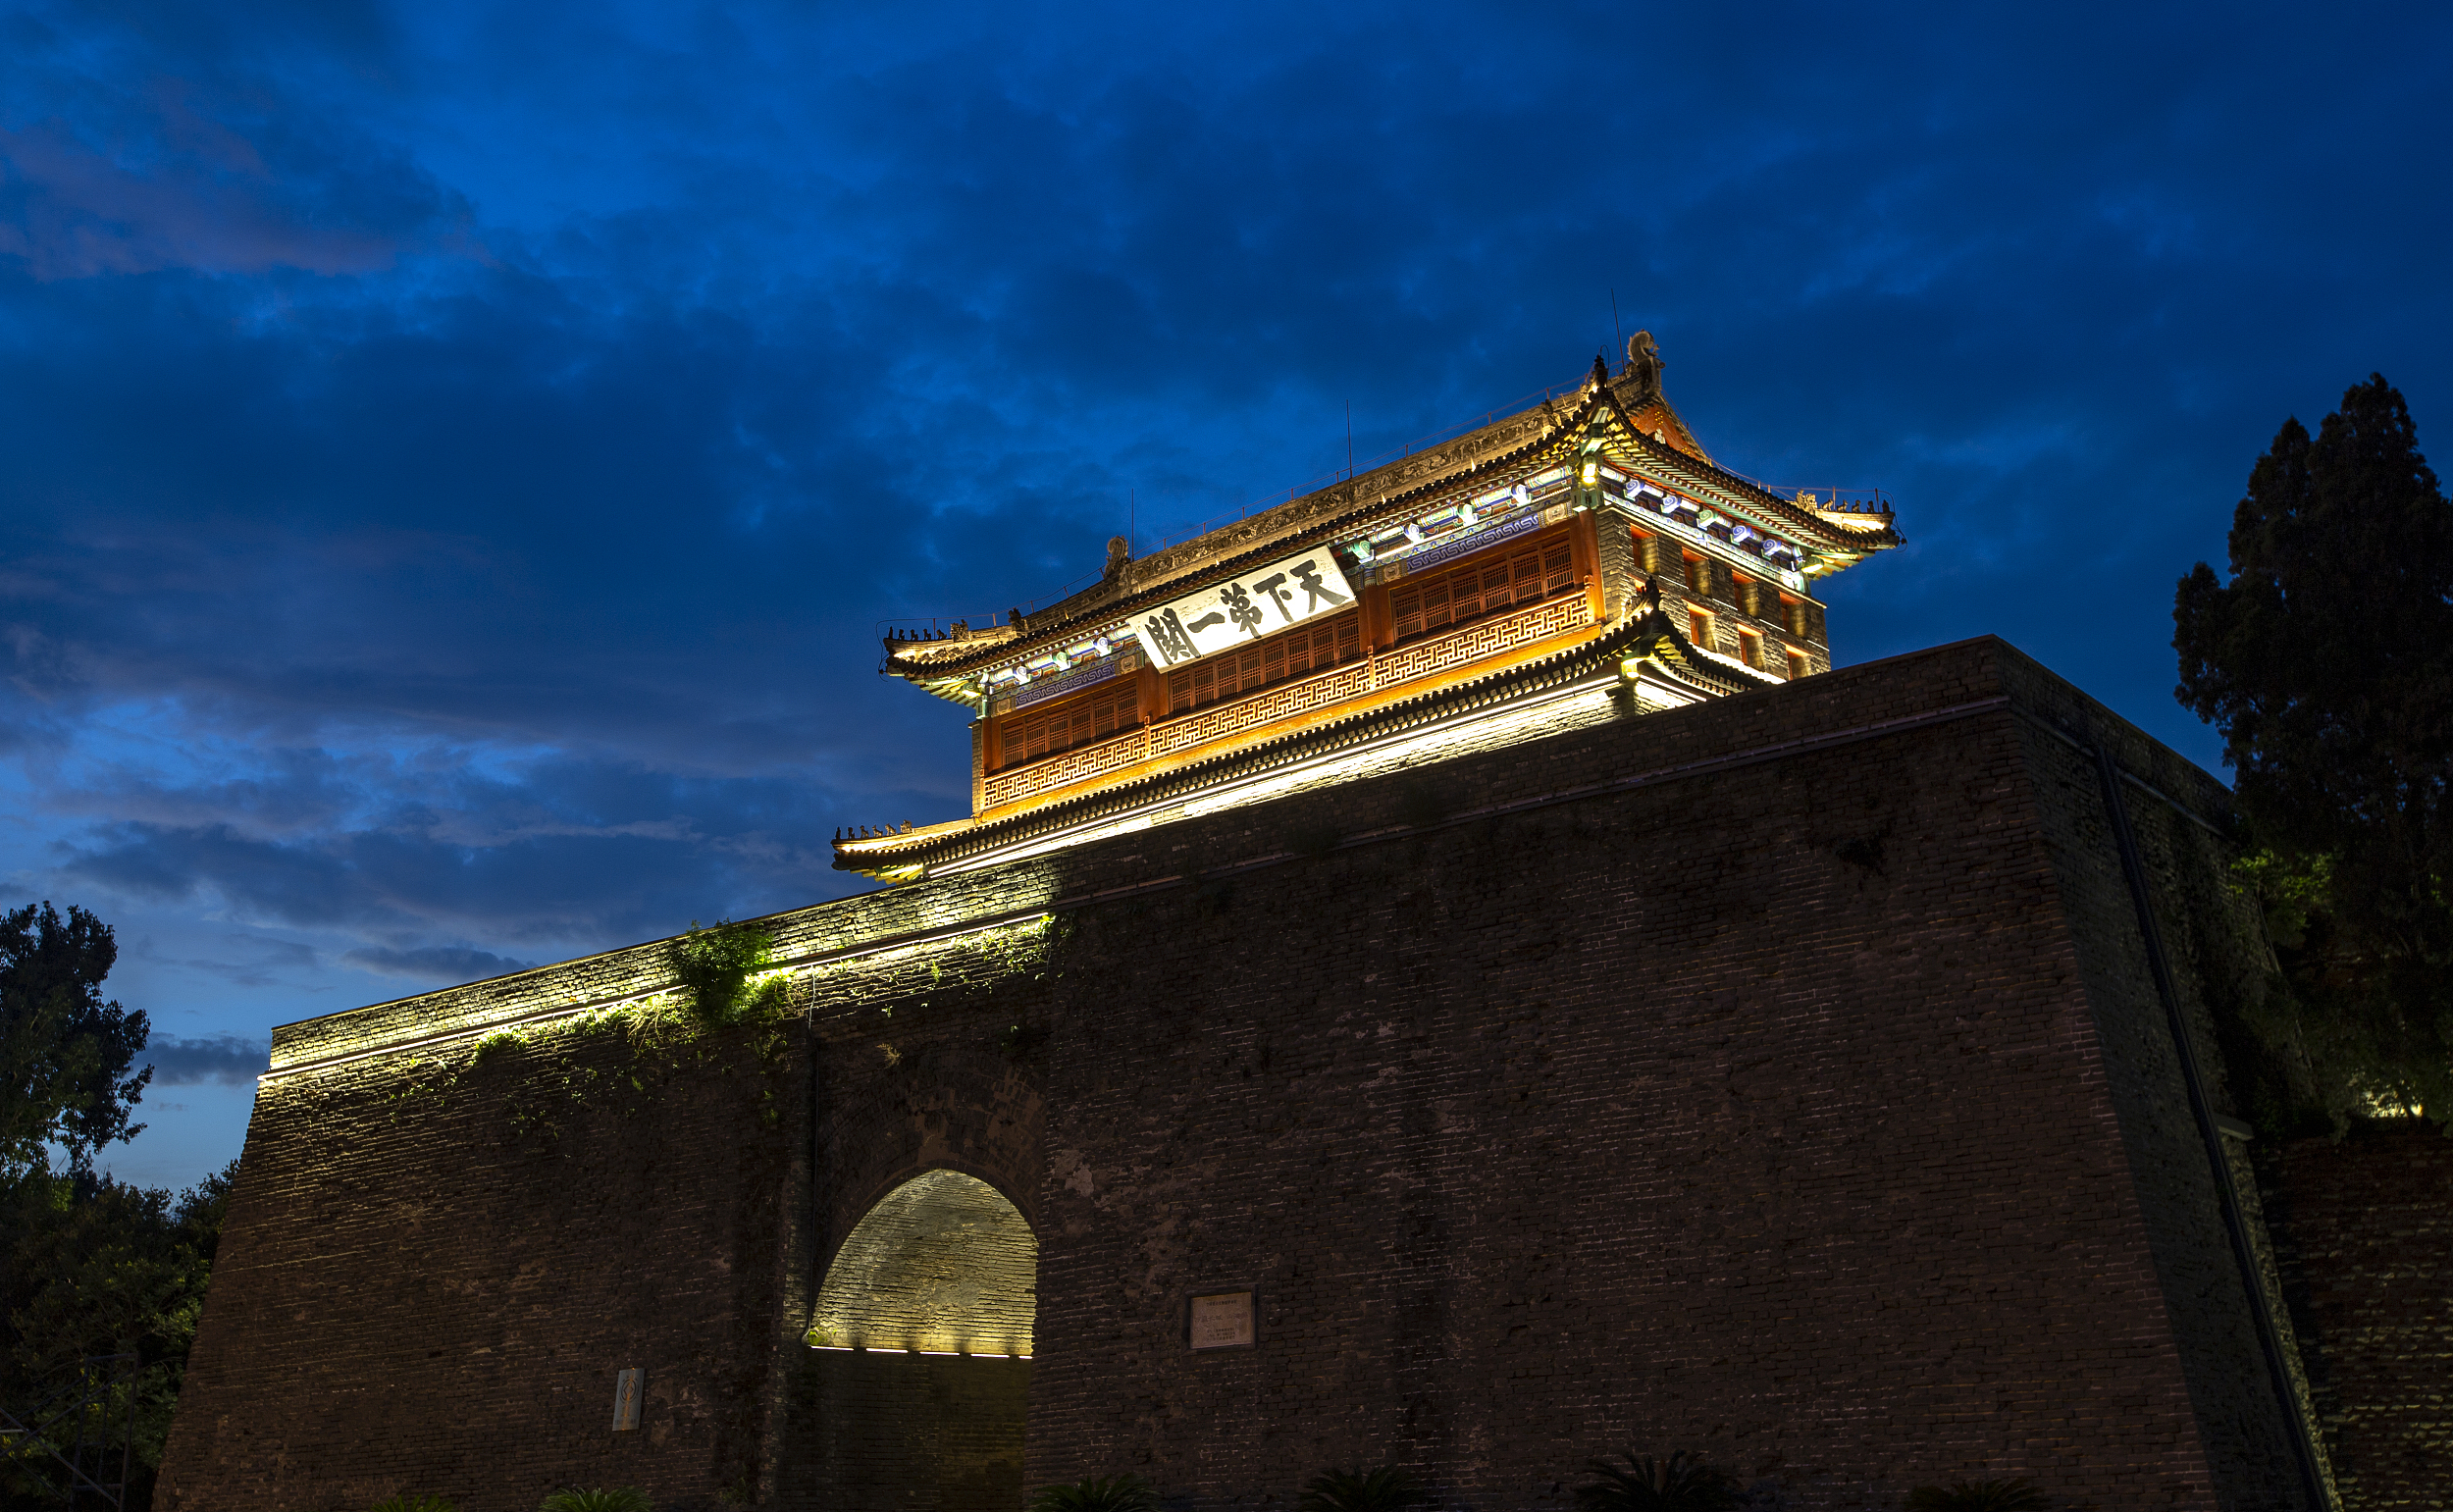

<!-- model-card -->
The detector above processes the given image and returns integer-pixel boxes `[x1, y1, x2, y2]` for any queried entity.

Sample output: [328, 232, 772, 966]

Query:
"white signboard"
[1188, 1290, 1255, 1349]
[1130, 547, 1357, 670]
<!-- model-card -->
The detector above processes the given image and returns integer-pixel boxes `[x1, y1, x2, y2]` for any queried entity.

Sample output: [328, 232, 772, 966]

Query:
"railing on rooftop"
[1723, 474, 1893, 515]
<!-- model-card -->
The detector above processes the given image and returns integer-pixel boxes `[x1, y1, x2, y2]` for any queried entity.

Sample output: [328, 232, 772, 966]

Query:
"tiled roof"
[881, 361, 1896, 692]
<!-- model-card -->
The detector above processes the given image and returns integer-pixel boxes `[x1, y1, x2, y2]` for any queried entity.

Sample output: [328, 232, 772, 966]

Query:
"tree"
[2173, 374, 2453, 1128]
[1, 902, 151, 1179]
[1, 1160, 235, 1509]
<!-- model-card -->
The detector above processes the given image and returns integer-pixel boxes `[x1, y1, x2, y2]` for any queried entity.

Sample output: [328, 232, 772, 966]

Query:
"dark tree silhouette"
[2174, 375, 2453, 1127]
[1, 901, 151, 1178]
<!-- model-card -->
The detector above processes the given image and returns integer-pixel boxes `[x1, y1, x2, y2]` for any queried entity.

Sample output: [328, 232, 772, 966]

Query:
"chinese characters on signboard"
[1130, 547, 1356, 670]
[1188, 1290, 1255, 1349]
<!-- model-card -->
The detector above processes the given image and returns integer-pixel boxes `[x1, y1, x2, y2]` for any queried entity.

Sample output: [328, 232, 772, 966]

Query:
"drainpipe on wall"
[2090, 739, 2337, 1512]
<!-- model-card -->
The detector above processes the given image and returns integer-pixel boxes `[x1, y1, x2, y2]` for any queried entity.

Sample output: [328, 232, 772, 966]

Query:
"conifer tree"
[2174, 374, 2453, 1127]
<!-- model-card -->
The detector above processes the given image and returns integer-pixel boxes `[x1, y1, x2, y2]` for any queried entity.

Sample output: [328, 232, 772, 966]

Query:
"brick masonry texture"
[2267, 1126, 2453, 1510]
[163, 637, 2408, 1512]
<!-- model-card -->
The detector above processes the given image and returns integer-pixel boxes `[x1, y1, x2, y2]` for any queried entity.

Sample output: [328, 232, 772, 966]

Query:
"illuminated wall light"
[272, 899, 1065, 1084]
[807, 1170, 1036, 1361]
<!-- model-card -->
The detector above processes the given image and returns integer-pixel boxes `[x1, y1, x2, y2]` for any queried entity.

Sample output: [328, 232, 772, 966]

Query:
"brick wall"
[2268, 1125, 2453, 1509]
[159, 1018, 809, 1511]
[1017, 641, 2302, 1511]
[790, 1353, 1029, 1512]
[163, 638, 2350, 1512]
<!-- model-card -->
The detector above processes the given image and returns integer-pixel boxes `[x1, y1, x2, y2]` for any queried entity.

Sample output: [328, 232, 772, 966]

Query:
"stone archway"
[810, 1169, 1036, 1357]
[803, 1170, 1036, 1512]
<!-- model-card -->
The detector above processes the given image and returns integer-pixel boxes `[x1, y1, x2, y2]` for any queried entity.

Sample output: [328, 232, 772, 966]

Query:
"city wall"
[162, 637, 2410, 1511]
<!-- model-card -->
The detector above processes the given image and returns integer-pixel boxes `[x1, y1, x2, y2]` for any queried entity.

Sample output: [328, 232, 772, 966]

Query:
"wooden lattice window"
[1167, 610, 1362, 716]
[1389, 533, 1576, 646]
[999, 677, 1141, 769]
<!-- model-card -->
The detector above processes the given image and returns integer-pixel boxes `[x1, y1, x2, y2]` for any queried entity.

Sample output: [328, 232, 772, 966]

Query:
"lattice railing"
[1372, 594, 1590, 688]
[981, 727, 1148, 809]
[981, 593, 1594, 810]
[1151, 663, 1371, 757]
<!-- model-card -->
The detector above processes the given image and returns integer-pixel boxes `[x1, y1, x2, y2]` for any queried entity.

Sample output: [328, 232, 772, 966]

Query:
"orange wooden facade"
[971, 516, 1604, 814]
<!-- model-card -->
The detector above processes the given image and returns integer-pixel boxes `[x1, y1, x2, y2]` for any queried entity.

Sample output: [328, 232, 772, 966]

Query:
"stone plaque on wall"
[1188, 1290, 1254, 1350]
[611, 1368, 643, 1431]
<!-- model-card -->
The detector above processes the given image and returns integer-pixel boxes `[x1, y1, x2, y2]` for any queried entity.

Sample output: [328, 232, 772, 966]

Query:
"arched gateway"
[805, 1170, 1036, 1512]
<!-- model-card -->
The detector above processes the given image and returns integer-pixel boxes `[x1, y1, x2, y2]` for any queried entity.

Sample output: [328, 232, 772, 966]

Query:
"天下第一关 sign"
[1131, 547, 1355, 670]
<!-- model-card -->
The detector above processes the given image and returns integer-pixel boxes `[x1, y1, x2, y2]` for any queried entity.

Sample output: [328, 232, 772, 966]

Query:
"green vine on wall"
[669, 920, 794, 1025]
[373, 911, 1083, 1147]
[372, 952, 805, 1146]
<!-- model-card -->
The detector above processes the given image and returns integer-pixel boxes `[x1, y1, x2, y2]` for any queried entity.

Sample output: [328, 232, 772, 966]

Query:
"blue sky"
[4, 0, 2447, 1191]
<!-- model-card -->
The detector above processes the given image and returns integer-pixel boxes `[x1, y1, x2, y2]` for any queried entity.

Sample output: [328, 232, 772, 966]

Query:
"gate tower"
[839, 339, 1899, 880]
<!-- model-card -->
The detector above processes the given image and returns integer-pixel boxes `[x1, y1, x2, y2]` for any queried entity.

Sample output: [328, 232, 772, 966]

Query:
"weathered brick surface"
[792, 1353, 1031, 1512]
[164, 638, 2367, 1512]
[2268, 1126, 2453, 1509]
[159, 1022, 810, 1511]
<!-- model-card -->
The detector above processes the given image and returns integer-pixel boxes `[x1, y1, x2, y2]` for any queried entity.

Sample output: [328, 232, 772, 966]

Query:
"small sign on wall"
[611, 1368, 643, 1432]
[1188, 1290, 1255, 1350]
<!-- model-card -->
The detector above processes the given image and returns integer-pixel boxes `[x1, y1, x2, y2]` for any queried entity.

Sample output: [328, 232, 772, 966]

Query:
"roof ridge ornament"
[1625, 330, 1663, 394]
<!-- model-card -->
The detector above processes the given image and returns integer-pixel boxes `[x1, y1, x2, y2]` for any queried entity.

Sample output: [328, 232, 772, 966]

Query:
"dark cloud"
[56, 751, 856, 950]
[124, 932, 321, 991]
[145, 1034, 268, 1086]
[1, 0, 2448, 1090]
[339, 945, 535, 985]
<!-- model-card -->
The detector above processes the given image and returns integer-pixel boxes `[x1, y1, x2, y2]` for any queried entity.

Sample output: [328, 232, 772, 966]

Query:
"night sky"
[5, 1, 2447, 1190]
